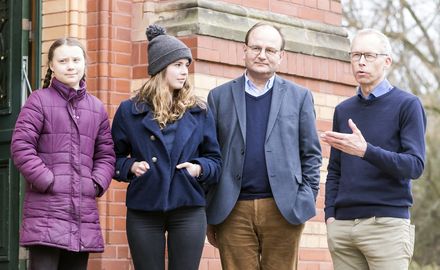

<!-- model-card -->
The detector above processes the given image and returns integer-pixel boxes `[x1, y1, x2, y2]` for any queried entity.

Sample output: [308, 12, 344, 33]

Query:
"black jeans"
[126, 206, 207, 270]
[28, 245, 89, 270]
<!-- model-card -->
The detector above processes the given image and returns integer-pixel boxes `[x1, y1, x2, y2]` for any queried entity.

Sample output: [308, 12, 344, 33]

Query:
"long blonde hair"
[133, 69, 206, 128]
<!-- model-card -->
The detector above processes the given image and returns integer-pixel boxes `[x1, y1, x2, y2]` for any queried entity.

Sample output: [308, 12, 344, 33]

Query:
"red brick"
[271, 1, 299, 17]
[97, 77, 110, 91]
[110, 64, 131, 78]
[317, 0, 330, 10]
[131, 43, 140, 64]
[108, 203, 127, 216]
[111, 14, 131, 28]
[87, 25, 98, 38]
[116, 1, 132, 13]
[117, 245, 130, 259]
[291, 0, 305, 4]
[316, 194, 325, 209]
[304, 0, 317, 8]
[100, 246, 117, 258]
[227, 42, 238, 66]
[88, 64, 98, 77]
[244, 0, 269, 10]
[300, 248, 332, 261]
[207, 259, 222, 270]
[111, 40, 131, 53]
[133, 65, 147, 79]
[220, 0, 242, 5]
[87, 0, 98, 12]
[201, 244, 216, 258]
[96, 260, 131, 270]
[114, 79, 131, 93]
[108, 231, 128, 244]
[116, 28, 131, 41]
[197, 47, 221, 62]
[298, 6, 327, 23]
[87, 39, 98, 51]
[325, 11, 341, 25]
[113, 217, 126, 230]
[222, 65, 243, 79]
[110, 92, 129, 105]
[299, 261, 320, 270]
[198, 35, 214, 49]
[317, 119, 332, 132]
[115, 53, 131, 65]
[140, 42, 147, 63]
[182, 36, 197, 49]
[296, 53, 306, 77]
[330, 0, 342, 13]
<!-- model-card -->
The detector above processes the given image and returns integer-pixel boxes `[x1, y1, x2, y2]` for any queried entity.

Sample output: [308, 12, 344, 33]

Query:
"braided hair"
[42, 38, 87, 88]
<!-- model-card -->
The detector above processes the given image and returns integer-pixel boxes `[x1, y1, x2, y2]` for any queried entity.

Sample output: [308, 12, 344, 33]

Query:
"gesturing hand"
[321, 119, 367, 157]
[130, 161, 150, 177]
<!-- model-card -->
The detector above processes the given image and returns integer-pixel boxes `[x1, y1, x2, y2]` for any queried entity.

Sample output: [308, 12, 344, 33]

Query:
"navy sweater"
[325, 87, 426, 220]
[240, 89, 273, 200]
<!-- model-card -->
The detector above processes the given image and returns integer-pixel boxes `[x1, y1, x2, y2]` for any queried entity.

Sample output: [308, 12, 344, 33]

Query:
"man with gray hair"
[322, 29, 426, 269]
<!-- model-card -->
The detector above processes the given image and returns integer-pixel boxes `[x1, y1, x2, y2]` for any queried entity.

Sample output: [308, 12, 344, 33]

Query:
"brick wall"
[39, 1, 356, 269]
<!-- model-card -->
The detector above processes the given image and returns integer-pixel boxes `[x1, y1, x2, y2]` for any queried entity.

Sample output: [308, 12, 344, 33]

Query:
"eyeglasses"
[349, 52, 388, 62]
[246, 45, 280, 57]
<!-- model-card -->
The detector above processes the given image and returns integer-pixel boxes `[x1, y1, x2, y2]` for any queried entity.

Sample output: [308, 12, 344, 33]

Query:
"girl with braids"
[11, 37, 115, 270]
[111, 25, 221, 270]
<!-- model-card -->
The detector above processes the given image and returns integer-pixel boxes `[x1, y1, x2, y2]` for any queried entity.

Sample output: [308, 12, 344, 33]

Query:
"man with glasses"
[322, 29, 426, 269]
[205, 22, 322, 270]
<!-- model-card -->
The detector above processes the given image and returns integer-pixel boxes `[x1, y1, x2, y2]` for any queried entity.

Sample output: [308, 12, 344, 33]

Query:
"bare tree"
[342, 0, 440, 267]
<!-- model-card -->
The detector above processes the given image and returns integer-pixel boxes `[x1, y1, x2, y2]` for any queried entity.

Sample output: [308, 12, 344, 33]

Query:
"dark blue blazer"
[111, 99, 222, 211]
[207, 75, 322, 225]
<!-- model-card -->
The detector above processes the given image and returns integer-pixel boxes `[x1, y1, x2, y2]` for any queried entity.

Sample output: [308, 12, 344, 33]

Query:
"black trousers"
[28, 245, 89, 270]
[126, 206, 207, 270]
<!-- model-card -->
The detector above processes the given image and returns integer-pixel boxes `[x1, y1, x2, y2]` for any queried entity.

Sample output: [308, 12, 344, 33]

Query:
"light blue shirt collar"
[244, 72, 275, 97]
[357, 79, 393, 100]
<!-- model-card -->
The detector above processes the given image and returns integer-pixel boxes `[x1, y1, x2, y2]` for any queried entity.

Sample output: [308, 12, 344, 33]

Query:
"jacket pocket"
[181, 169, 204, 194]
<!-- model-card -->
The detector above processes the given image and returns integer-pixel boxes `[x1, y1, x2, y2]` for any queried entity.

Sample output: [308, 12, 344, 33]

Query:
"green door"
[0, 0, 31, 269]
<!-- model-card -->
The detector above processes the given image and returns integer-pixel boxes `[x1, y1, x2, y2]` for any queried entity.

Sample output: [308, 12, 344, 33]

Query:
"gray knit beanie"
[146, 25, 192, 76]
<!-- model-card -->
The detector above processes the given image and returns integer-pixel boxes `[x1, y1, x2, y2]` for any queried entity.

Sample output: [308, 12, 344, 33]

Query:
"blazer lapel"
[266, 76, 286, 141]
[231, 76, 246, 143]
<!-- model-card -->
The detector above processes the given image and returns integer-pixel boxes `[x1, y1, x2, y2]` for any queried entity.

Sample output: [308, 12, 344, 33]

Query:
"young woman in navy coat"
[111, 25, 221, 270]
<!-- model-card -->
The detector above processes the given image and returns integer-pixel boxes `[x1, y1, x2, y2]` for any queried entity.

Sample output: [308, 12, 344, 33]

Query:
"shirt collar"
[244, 71, 275, 97]
[357, 79, 393, 100]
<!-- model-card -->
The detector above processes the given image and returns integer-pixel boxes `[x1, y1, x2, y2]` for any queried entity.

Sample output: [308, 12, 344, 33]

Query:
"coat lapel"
[132, 102, 165, 144]
[170, 109, 198, 165]
[265, 76, 286, 141]
[231, 76, 246, 143]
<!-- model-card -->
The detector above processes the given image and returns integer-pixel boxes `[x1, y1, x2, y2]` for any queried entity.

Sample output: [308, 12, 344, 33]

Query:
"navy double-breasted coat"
[111, 99, 222, 211]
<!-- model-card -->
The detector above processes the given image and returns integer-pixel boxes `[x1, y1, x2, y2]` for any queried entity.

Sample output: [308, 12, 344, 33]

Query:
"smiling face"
[244, 25, 284, 81]
[49, 44, 85, 90]
[350, 32, 392, 95]
[165, 58, 190, 91]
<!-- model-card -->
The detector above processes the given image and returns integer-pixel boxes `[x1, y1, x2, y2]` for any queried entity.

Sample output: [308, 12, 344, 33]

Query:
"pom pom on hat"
[146, 24, 192, 76]
[146, 24, 166, 41]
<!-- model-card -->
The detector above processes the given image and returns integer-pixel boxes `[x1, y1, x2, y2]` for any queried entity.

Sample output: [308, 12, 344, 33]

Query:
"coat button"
[241, 149, 245, 155]
[152, 157, 158, 163]
[150, 135, 156, 141]
[235, 174, 241, 181]
[115, 170, 120, 175]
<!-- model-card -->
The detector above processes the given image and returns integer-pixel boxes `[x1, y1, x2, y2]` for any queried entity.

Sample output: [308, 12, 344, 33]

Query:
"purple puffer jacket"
[10, 78, 115, 252]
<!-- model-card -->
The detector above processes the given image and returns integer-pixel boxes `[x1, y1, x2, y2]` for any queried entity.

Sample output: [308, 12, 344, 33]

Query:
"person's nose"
[181, 65, 188, 75]
[66, 60, 75, 70]
[257, 49, 268, 59]
[358, 54, 367, 65]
